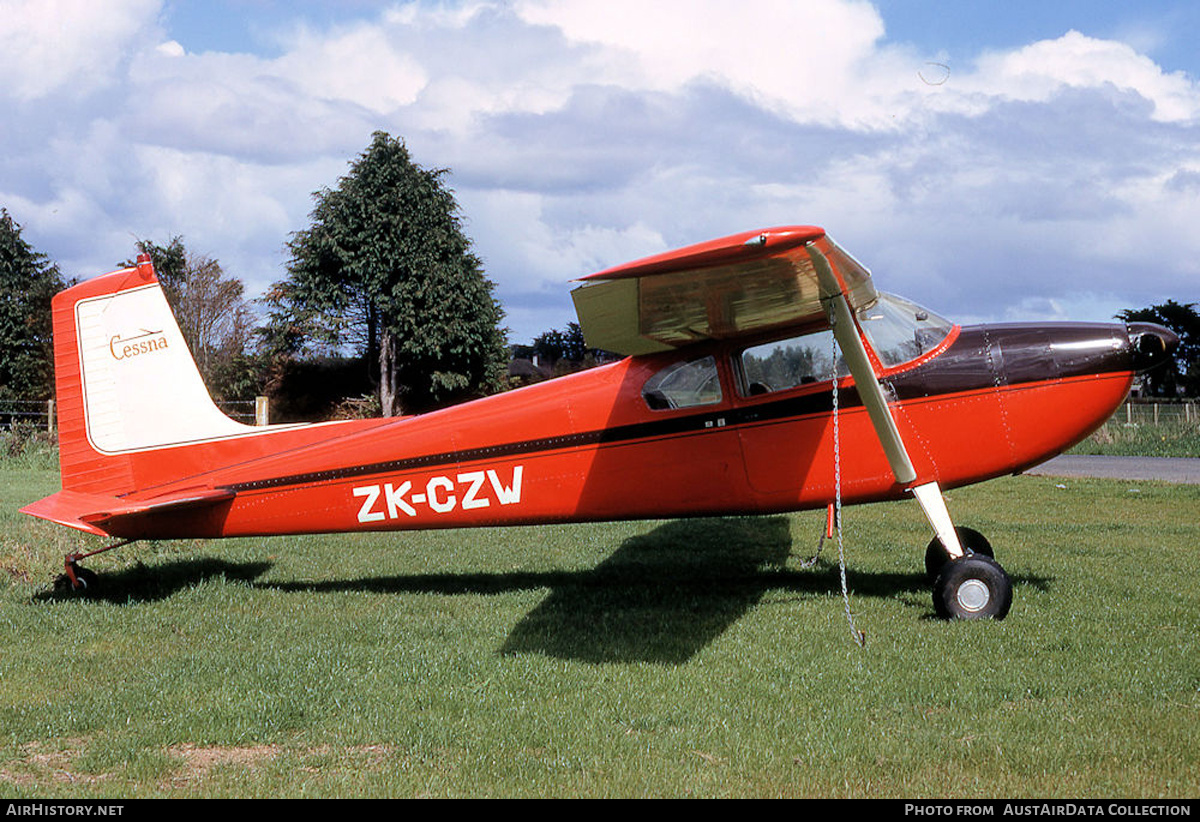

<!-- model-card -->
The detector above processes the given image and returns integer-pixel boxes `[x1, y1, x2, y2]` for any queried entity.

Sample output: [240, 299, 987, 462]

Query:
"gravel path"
[1024, 455, 1200, 484]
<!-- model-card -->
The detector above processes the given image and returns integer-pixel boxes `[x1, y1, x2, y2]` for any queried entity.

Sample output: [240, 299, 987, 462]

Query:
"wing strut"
[809, 245, 964, 560]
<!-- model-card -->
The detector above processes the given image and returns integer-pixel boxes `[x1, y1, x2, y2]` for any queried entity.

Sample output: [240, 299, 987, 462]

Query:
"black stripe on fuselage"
[224, 324, 1132, 493]
[225, 385, 861, 492]
[223, 389, 845, 492]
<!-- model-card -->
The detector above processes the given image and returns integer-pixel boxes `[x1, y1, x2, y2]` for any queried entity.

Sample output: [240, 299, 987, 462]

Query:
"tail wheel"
[933, 555, 1012, 620]
[925, 526, 993, 581]
[53, 565, 98, 593]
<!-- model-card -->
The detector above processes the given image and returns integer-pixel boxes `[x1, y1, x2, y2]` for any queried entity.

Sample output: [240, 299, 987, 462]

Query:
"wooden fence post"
[255, 396, 270, 427]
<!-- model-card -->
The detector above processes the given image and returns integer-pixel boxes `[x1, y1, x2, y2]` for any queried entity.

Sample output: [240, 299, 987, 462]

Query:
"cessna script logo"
[109, 328, 169, 360]
[353, 466, 524, 522]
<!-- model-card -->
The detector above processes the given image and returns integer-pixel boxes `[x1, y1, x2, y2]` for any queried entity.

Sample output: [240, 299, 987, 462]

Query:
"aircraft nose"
[1126, 322, 1179, 373]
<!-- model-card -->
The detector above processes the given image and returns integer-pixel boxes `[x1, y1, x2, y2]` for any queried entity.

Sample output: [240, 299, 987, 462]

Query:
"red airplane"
[21, 226, 1177, 620]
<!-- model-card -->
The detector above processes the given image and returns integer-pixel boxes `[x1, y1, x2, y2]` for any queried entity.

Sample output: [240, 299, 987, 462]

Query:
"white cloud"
[123, 46, 378, 162]
[2, 0, 1199, 344]
[967, 30, 1200, 123]
[0, 0, 162, 100]
[463, 188, 666, 286]
[513, 0, 924, 129]
[273, 23, 428, 113]
[156, 39, 185, 58]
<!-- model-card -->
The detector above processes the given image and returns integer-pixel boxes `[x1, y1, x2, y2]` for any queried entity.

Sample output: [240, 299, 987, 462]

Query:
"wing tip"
[580, 225, 826, 282]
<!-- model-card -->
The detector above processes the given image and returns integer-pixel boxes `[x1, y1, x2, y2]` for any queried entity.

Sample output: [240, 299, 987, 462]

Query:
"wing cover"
[571, 226, 878, 355]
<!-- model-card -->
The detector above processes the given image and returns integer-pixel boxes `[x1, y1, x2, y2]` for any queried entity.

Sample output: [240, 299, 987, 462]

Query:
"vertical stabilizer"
[53, 255, 254, 494]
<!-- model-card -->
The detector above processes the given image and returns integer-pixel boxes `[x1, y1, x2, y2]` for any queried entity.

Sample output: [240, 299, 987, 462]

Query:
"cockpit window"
[643, 356, 722, 410]
[740, 330, 847, 395]
[735, 294, 951, 396]
[857, 293, 953, 369]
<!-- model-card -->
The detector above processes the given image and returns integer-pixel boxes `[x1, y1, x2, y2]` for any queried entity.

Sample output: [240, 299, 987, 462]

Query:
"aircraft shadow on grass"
[32, 556, 274, 605]
[251, 516, 1050, 665]
[32, 517, 1050, 664]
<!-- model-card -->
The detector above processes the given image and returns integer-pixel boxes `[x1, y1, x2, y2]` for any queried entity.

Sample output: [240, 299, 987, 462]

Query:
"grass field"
[1070, 403, 1200, 458]
[1, 459, 1198, 798]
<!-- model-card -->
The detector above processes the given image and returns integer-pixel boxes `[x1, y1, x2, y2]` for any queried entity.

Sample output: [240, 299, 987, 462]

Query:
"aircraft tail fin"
[49, 255, 256, 496]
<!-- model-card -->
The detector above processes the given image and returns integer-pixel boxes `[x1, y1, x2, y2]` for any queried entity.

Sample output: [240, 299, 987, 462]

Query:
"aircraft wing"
[570, 226, 878, 355]
[573, 224, 918, 488]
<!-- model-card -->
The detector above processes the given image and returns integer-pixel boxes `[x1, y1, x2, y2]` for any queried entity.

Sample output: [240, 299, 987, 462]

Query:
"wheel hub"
[956, 579, 991, 613]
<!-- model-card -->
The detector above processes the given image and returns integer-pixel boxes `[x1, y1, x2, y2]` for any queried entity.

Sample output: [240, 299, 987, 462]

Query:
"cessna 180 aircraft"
[21, 225, 1177, 620]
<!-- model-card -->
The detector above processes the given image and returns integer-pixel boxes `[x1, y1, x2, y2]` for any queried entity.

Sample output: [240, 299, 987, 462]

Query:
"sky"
[2, 1, 1199, 345]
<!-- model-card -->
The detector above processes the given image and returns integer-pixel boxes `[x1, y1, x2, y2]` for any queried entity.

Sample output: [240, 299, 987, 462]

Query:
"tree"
[269, 132, 507, 416]
[126, 237, 259, 401]
[0, 209, 66, 400]
[1118, 300, 1200, 397]
[531, 322, 589, 366]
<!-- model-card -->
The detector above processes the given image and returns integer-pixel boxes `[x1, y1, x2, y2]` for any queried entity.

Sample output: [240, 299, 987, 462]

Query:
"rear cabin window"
[739, 330, 846, 395]
[642, 356, 722, 410]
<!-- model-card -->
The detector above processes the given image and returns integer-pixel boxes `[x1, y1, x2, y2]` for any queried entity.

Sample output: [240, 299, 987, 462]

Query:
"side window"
[740, 330, 845, 395]
[642, 356, 722, 410]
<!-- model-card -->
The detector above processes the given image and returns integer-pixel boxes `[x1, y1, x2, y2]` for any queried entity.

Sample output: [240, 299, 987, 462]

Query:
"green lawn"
[1, 462, 1198, 798]
[1070, 404, 1200, 458]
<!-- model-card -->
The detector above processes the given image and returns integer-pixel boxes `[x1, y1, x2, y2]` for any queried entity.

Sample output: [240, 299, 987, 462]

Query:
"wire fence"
[1110, 399, 1199, 427]
[0, 396, 1194, 434]
[0, 398, 264, 431]
[216, 400, 259, 425]
[0, 400, 53, 431]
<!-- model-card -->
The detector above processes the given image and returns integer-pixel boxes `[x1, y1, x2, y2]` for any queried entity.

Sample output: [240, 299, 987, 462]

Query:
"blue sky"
[2, 0, 1198, 344]
[876, 0, 1200, 72]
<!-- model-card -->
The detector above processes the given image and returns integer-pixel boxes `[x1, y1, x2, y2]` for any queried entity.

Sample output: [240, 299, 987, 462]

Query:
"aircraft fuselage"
[104, 318, 1172, 541]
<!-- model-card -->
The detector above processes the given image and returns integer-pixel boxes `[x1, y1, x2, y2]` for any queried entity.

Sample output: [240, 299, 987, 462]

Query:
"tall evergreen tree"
[0, 209, 66, 400]
[269, 132, 507, 416]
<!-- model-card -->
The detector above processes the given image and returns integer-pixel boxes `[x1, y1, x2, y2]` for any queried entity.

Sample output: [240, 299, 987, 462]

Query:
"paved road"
[1024, 455, 1200, 484]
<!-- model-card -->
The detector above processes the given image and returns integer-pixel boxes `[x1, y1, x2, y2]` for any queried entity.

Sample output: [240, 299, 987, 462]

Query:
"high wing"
[570, 226, 877, 356]
[572, 225, 959, 555]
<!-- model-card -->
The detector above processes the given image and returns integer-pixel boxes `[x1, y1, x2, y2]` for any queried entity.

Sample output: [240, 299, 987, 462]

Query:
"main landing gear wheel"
[933, 555, 1012, 620]
[925, 526, 993, 581]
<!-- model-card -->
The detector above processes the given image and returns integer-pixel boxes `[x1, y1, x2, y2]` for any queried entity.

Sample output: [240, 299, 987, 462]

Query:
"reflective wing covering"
[571, 226, 878, 355]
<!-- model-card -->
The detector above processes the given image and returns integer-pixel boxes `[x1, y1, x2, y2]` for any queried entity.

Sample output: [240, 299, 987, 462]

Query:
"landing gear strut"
[924, 525, 993, 581]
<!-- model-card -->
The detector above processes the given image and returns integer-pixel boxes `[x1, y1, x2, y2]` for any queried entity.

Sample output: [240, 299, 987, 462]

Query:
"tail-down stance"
[22, 230, 1178, 620]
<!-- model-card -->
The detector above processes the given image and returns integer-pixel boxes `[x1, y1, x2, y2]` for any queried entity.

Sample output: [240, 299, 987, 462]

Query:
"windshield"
[856, 293, 953, 368]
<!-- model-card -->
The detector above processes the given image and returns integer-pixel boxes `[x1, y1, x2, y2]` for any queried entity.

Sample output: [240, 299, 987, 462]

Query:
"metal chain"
[797, 531, 825, 568]
[830, 313, 866, 648]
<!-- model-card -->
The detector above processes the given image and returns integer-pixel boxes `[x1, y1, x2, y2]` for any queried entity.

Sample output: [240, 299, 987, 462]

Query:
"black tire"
[53, 566, 98, 593]
[932, 555, 1012, 620]
[925, 526, 993, 581]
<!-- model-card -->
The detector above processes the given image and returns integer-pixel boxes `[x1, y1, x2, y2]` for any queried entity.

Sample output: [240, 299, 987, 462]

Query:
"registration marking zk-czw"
[353, 466, 524, 522]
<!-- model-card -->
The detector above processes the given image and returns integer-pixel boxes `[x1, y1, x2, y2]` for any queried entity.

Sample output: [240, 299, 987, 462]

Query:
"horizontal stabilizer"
[21, 488, 235, 537]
